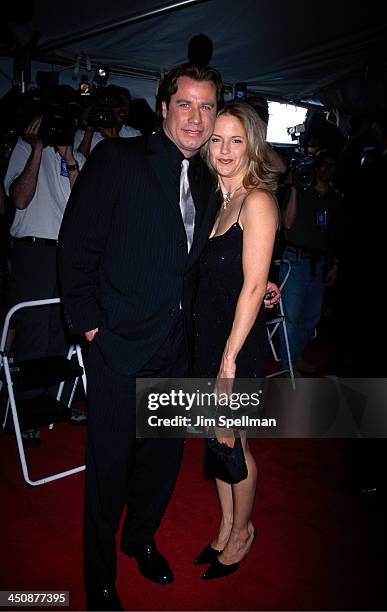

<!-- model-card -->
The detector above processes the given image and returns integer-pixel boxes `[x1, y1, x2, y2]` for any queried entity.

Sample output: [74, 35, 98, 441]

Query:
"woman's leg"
[211, 479, 233, 550]
[219, 436, 256, 564]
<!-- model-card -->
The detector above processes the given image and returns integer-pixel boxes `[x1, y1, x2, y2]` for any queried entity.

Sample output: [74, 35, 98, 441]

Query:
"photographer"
[74, 85, 140, 158]
[3, 113, 85, 445]
[279, 148, 340, 374]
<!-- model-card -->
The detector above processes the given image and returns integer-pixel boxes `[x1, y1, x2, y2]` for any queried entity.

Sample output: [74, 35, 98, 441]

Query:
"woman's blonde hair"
[201, 101, 279, 193]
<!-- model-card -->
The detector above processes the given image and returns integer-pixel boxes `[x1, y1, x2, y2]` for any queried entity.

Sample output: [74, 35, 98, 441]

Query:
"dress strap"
[236, 188, 280, 226]
[236, 194, 248, 224]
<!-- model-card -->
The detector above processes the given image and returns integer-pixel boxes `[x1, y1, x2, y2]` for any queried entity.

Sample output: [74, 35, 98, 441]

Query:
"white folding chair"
[0, 298, 86, 486]
[266, 259, 296, 390]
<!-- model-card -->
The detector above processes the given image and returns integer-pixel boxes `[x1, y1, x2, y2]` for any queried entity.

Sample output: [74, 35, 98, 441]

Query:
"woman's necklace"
[222, 184, 243, 209]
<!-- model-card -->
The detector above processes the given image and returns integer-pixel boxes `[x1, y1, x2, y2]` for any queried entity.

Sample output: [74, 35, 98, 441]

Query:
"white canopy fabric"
[1, 0, 386, 112]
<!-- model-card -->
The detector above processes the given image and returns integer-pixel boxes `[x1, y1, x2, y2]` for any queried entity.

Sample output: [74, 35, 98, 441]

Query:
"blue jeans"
[279, 249, 326, 369]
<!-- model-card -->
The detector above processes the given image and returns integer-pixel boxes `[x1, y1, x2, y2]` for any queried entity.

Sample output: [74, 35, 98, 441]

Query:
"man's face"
[162, 76, 217, 157]
[318, 157, 336, 183]
[113, 94, 129, 129]
[306, 145, 320, 156]
[112, 105, 126, 129]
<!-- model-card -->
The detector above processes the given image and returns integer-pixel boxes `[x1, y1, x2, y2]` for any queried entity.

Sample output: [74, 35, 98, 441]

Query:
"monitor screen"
[266, 101, 308, 145]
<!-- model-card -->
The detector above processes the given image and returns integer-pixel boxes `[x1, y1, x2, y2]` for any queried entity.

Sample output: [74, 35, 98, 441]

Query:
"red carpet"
[1, 422, 386, 611]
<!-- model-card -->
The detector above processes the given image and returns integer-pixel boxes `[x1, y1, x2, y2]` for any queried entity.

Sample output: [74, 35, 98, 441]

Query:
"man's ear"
[161, 101, 168, 120]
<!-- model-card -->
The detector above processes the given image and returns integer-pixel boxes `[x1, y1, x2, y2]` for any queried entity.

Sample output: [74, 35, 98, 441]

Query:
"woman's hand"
[214, 426, 235, 448]
[213, 353, 236, 447]
[324, 264, 338, 287]
[85, 327, 99, 341]
[264, 281, 280, 308]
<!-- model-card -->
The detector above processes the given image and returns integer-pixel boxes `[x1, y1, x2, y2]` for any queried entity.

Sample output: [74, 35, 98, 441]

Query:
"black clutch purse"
[204, 434, 248, 484]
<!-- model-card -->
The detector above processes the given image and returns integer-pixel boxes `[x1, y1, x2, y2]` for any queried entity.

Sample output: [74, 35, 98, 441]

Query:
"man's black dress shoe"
[130, 543, 174, 584]
[201, 557, 239, 580]
[86, 586, 124, 611]
[194, 543, 222, 565]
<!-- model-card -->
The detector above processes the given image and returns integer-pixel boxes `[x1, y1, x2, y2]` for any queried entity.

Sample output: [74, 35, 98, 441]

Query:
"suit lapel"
[192, 160, 209, 231]
[187, 174, 218, 267]
[145, 134, 183, 224]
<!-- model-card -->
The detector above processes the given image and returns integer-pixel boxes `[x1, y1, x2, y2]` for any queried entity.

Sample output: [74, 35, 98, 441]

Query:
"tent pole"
[37, 0, 213, 55]
[12, 32, 41, 93]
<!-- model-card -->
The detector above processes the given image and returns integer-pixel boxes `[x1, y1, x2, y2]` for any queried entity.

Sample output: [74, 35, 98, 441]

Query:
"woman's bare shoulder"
[241, 188, 279, 222]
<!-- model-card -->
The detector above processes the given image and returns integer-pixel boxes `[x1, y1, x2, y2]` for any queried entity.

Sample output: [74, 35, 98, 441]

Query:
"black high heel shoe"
[202, 529, 255, 580]
[194, 543, 222, 565]
[201, 557, 239, 580]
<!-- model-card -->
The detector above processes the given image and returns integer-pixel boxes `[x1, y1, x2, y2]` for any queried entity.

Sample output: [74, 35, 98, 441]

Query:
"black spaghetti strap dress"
[193, 196, 270, 379]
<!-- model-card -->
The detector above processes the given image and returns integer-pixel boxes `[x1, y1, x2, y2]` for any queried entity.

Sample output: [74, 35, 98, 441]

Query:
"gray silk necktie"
[179, 159, 195, 252]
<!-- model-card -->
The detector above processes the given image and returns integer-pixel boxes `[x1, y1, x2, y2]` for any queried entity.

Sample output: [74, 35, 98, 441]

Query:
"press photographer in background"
[279, 144, 341, 375]
[3, 93, 86, 445]
[74, 85, 141, 158]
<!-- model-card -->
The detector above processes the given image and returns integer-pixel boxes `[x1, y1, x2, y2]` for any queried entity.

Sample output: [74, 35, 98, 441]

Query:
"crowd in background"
[0, 80, 385, 449]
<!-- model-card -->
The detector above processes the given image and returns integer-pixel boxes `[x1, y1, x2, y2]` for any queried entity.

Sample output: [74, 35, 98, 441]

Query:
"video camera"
[77, 72, 129, 129]
[38, 112, 77, 147]
[286, 123, 320, 190]
[22, 72, 80, 146]
[85, 89, 126, 129]
[288, 151, 319, 190]
[35, 91, 79, 147]
[0, 76, 81, 148]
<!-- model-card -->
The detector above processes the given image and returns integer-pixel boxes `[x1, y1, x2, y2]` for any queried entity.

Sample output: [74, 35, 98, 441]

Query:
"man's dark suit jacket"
[58, 133, 218, 376]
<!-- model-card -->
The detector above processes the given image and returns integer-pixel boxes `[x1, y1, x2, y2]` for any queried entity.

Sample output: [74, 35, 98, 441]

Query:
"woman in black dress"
[194, 101, 280, 579]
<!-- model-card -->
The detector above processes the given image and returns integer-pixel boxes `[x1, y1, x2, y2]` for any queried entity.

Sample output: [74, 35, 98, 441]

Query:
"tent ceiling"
[1, 0, 385, 112]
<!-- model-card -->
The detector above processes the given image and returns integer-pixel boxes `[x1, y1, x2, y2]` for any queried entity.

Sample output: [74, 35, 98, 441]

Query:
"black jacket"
[58, 133, 217, 375]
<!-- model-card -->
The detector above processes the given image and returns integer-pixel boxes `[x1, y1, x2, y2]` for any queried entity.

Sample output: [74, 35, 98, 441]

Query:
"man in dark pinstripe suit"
[58, 64, 223, 610]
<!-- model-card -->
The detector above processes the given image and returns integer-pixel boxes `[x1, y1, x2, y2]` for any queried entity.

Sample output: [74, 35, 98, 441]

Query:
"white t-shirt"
[73, 124, 141, 153]
[4, 139, 85, 240]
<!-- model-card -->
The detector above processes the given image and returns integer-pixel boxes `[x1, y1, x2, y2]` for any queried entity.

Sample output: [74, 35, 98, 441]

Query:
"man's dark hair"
[155, 63, 224, 122]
